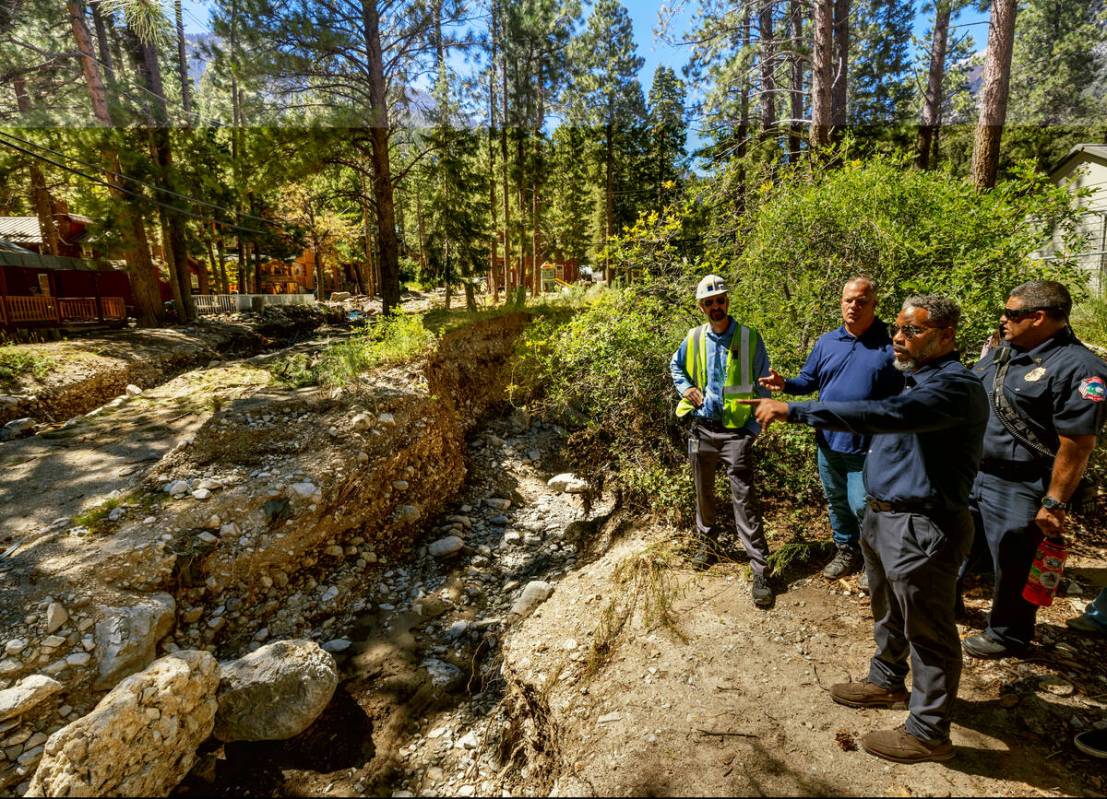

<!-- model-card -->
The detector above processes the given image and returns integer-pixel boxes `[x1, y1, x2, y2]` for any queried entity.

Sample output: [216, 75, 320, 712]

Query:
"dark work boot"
[823, 546, 863, 579]
[689, 534, 718, 570]
[751, 573, 774, 608]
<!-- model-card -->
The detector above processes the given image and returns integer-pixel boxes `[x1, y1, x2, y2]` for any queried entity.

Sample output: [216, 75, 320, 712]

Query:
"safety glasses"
[1002, 306, 1046, 321]
[700, 296, 727, 308]
[889, 323, 944, 340]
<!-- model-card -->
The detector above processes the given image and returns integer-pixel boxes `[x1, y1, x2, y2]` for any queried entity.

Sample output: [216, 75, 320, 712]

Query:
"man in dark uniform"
[742, 294, 988, 764]
[961, 280, 1107, 659]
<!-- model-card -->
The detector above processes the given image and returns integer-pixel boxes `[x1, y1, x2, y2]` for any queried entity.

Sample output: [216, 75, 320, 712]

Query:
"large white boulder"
[509, 581, 554, 619]
[0, 674, 63, 722]
[28, 650, 219, 797]
[93, 593, 176, 690]
[546, 473, 589, 494]
[213, 639, 338, 742]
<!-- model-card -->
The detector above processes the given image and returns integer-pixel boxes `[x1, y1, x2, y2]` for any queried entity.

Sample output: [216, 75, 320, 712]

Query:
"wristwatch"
[1041, 495, 1069, 511]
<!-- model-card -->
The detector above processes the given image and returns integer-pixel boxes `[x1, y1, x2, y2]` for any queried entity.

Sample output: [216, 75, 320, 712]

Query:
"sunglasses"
[889, 323, 944, 340]
[700, 296, 727, 308]
[1002, 306, 1046, 321]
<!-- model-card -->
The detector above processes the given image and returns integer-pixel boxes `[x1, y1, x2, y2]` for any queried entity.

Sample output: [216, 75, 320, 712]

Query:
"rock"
[392, 480, 410, 491]
[289, 482, 320, 499]
[108, 507, 125, 522]
[28, 650, 218, 798]
[421, 658, 462, 688]
[0, 675, 63, 722]
[456, 731, 479, 750]
[4, 639, 27, 656]
[329, 291, 351, 302]
[397, 504, 421, 523]
[197, 532, 218, 545]
[42, 635, 66, 649]
[93, 593, 176, 690]
[597, 712, 622, 724]
[321, 639, 351, 654]
[1038, 675, 1075, 697]
[3, 418, 36, 438]
[320, 586, 339, 603]
[192, 488, 212, 501]
[65, 652, 91, 667]
[546, 472, 589, 494]
[350, 413, 373, 431]
[166, 480, 190, 495]
[213, 640, 337, 742]
[428, 536, 464, 558]
[446, 620, 469, 638]
[125, 384, 143, 396]
[485, 497, 511, 510]
[0, 659, 22, 676]
[489, 514, 509, 526]
[198, 479, 221, 492]
[509, 581, 554, 619]
[378, 412, 396, 426]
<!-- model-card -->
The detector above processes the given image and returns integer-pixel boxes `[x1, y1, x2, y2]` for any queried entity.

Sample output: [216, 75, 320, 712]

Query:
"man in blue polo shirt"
[760, 277, 903, 581]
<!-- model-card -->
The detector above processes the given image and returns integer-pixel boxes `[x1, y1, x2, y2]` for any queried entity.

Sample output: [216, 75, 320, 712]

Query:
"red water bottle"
[1022, 536, 1068, 607]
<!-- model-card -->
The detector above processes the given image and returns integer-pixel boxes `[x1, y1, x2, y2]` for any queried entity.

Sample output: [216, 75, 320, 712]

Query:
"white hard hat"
[695, 274, 728, 300]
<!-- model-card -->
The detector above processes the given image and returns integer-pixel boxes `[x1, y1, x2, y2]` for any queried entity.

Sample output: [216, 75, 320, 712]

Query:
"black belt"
[866, 497, 944, 514]
[979, 458, 1050, 482]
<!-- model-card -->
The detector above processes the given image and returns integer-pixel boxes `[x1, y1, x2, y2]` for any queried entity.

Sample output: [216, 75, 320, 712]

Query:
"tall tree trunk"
[174, 0, 192, 118]
[500, 25, 512, 294]
[133, 31, 196, 321]
[972, 0, 1017, 190]
[810, 0, 833, 147]
[604, 120, 614, 284]
[357, 166, 376, 296]
[916, 0, 951, 170]
[12, 79, 60, 255]
[737, 5, 752, 212]
[68, 0, 163, 325]
[759, 0, 777, 136]
[215, 231, 229, 293]
[831, 0, 849, 132]
[788, 0, 804, 160]
[531, 60, 543, 297]
[361, 0, 401, 313]
[90, 1, 116, 87]
[488, 27, 499, 303]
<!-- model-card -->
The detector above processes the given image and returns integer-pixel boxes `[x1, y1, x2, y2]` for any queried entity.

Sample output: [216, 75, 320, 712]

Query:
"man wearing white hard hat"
[670, 274, 775, 608]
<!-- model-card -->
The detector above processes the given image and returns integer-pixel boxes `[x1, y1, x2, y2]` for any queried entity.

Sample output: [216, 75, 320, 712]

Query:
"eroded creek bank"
[1, 310, 615, 795]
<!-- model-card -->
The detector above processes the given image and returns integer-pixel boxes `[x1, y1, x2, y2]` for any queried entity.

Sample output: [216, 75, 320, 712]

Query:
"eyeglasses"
[700, 296, 727, 308]
[1002, 306, 1046, 321]
[889, 323, 944, 340]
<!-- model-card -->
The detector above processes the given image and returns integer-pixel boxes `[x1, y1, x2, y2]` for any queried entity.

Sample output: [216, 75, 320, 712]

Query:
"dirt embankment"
[0, 312, 528, 794]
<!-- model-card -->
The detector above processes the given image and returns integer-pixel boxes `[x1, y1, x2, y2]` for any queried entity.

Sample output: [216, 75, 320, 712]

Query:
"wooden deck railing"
[5, 295, 59, 323]
[1, 295, 126, 326]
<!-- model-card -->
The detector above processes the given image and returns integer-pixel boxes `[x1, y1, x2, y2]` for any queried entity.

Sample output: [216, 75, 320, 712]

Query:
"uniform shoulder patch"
[1079, 376, 1106, 402]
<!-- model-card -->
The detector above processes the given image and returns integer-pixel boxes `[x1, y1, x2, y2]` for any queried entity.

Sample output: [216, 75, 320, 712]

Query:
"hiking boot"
[751, 573, 774, 608]
[830, 679, 908, 709]
[823, 546, 862, 579]
[1074, 726, 1107, 759]
[1066, 614, 1107, 637]
[688, 537, 718, 570]
[860, 724, 954, 764]
[962, 633, 1023, 660]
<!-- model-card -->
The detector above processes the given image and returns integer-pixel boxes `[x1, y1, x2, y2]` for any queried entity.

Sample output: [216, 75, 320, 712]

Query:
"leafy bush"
[268, 312, 437, 387]
[0, 346, 53, 388]
[726, 157, 1087, 374]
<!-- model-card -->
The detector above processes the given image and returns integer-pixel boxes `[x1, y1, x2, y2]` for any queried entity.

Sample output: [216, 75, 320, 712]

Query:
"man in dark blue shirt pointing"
[760, 277, 903, 580]
[741, 294, 988, 765]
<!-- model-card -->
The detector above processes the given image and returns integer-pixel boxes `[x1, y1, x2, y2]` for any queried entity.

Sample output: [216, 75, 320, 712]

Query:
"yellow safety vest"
[675, 322, 761, 429]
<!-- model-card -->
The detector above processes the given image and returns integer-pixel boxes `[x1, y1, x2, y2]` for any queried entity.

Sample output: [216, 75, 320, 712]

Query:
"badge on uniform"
[1024, 367, 1047, 382]
[1079, 376, 1106, 402]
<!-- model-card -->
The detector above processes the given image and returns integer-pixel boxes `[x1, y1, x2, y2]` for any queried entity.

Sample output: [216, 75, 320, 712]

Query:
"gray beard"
[893, 357, 916, 372]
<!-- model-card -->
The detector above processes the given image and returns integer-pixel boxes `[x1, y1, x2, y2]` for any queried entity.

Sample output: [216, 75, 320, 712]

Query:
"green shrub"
[0, 346, 53, 388]
[727, 157, 1088, 374]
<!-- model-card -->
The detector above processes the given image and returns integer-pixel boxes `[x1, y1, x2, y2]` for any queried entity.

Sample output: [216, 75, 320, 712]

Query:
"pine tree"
[646, 66, 687, 209]
[849, 0, 915, 124]
[972, 0, 1018, 189]
[1008, 0, 1105, 125]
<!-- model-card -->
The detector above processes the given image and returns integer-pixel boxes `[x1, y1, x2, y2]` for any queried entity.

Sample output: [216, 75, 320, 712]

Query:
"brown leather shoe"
[830, 679, 908, 709]
[861, 725, 954, 764]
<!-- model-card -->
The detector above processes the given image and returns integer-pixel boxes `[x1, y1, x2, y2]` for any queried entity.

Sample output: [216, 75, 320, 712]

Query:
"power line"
[0, 134, 278, 237]
[0, 129, 281, 228]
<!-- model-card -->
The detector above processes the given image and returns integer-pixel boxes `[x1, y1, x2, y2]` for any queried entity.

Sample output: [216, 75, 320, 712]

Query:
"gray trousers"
[861, 507, 973, 743]
[689, 420, 770, 576]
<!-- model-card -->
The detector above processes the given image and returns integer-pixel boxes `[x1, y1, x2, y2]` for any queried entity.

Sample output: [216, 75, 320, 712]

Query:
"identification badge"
[1024, 367, 1047, 382]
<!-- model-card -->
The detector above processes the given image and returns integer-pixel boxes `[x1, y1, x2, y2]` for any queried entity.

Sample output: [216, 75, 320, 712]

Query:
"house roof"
[1050, 144, 1107, 177]
[0, 215, 93, 245]
[0, 238, 121, 272]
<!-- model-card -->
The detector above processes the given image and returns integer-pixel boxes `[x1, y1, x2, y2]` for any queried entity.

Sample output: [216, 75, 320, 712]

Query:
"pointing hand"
[736, 398, 789, 429]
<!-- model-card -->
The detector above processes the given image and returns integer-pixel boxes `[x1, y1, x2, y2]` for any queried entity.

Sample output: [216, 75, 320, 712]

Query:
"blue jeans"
[1080, 588, 1107, 630]
[816, 444, 867, 551]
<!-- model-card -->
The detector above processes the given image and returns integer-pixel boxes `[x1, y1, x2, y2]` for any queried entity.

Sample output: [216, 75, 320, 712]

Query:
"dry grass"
[583, 540, 688, 679]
